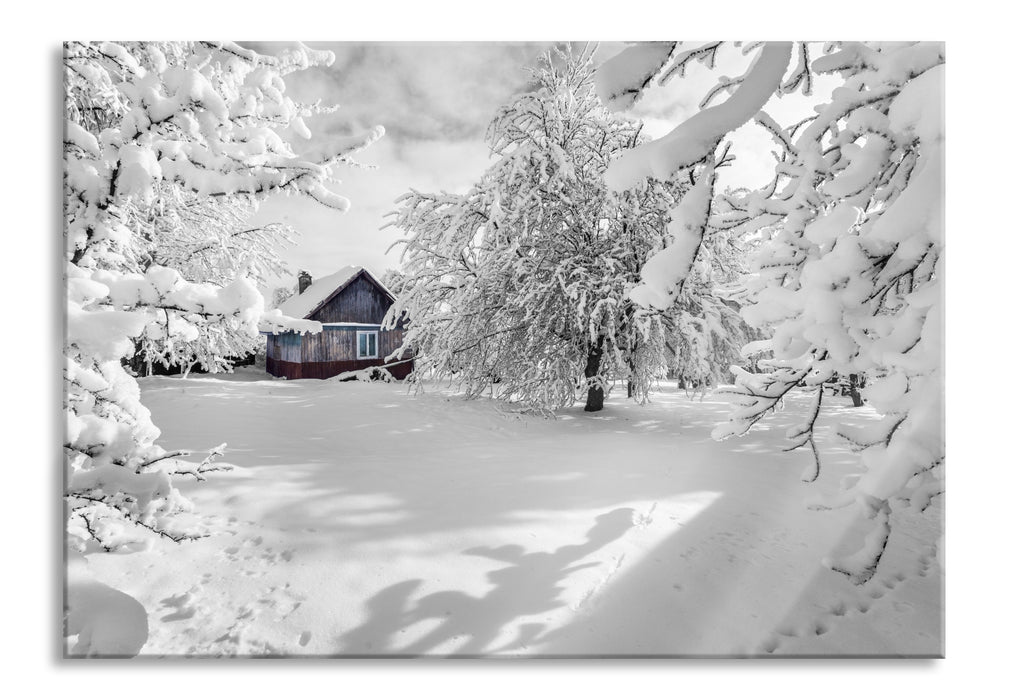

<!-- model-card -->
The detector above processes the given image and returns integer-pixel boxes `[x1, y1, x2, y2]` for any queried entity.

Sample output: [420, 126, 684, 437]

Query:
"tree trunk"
[678, 375, 686, 389]
[627, 380, 634, 398]
[126, 340, 149, 377]
[584, 343, 604, 412]
[849, 373, 864, 407]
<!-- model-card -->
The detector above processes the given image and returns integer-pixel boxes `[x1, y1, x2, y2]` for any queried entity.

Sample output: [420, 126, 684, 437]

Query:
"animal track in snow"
[758, 555, 928, 656]
[219, 532, 300, 578]
[917, 550, 937, 577]
[258, 583, 305, 620]
[182, 582, 308, 656]
[892, 600, 913, 614]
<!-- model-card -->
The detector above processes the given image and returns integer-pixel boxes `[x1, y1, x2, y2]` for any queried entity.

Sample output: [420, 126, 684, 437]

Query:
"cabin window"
[357, 330, 378, 359]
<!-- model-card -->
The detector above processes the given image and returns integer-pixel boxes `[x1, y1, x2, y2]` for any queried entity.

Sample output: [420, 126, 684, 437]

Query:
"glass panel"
[368, 332, 377, 357]
[359, 332, 368, 357]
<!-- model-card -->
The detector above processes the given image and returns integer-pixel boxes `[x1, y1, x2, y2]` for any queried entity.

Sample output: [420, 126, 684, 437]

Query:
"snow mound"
[65, 552, 149, 657]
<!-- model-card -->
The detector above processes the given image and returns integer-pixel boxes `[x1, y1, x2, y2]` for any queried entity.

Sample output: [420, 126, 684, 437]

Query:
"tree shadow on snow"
[336, 507, 636, 656]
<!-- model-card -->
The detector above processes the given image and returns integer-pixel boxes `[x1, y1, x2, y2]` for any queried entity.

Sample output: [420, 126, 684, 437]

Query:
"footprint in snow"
[258, 583, 305, 619]
[892, 600, 913, 614]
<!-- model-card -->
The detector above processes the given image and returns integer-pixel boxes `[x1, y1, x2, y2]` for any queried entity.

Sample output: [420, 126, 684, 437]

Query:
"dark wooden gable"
[306, 270, 400, 326]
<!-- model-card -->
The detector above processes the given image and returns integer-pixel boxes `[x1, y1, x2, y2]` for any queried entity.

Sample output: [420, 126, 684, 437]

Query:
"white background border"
[6, 2, 996, 696]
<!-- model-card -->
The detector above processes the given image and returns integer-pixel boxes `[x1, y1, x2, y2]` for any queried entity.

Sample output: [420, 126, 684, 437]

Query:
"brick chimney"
[297, 270, 312, 294]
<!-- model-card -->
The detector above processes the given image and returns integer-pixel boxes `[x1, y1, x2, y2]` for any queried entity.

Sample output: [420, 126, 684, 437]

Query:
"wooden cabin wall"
[270, 332, 302, 363]
[299, 329, 410, 363]
[302, 329, 354, 363]
[380, 329, 407, 359]
[310, 276, 392, 325]
[267, 328, 413, 380]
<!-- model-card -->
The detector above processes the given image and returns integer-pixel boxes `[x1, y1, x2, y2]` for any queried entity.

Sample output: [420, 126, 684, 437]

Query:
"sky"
[247, 42, 838, 293]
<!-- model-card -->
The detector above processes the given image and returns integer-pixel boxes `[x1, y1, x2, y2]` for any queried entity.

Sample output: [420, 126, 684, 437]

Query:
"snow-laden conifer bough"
[63, 41, 382, 656]
[597, 41, 944, 584]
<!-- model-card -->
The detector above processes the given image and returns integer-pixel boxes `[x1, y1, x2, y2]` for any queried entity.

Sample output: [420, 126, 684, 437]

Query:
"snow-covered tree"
[125, 192, 303, 375]
[598, 41, 944, 582]
[386, 46, 678, 412]
[270, 281, 297, 310]
[64, 41, 380, 557]
[663, 224, 763, 391]
[69, 43, 322, 376]
[381, 267, 407, 296]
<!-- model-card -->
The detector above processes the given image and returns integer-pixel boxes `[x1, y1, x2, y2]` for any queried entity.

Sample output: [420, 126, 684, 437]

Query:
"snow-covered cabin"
[265, 266, 413, 380]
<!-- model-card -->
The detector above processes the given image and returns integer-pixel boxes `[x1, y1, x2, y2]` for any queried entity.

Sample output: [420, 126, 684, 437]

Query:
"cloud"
[247, 42, 628, 145]
[278, 43, 554, 144]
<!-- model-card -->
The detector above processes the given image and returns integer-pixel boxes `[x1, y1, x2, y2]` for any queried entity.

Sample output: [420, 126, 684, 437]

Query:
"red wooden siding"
[266, 357, 414, 381]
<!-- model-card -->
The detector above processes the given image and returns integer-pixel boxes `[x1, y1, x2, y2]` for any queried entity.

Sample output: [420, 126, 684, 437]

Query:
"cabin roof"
[278, 265, 395, 320]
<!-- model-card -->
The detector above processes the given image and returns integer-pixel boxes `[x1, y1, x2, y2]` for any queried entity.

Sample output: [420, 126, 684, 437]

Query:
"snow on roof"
[277, 265, 394, 320]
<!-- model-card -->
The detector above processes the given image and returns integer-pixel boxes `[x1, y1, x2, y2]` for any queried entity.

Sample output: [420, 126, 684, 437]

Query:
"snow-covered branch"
[599, 41, 944, 582]
[63, 41, 379, 567]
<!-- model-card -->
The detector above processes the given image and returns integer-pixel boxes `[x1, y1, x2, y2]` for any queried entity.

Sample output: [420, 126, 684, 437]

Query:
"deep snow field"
[82, 369, 942, 657]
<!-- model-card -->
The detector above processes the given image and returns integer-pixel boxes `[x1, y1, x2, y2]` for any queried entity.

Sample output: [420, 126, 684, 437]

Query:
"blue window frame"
[357, 330, 378, 359]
